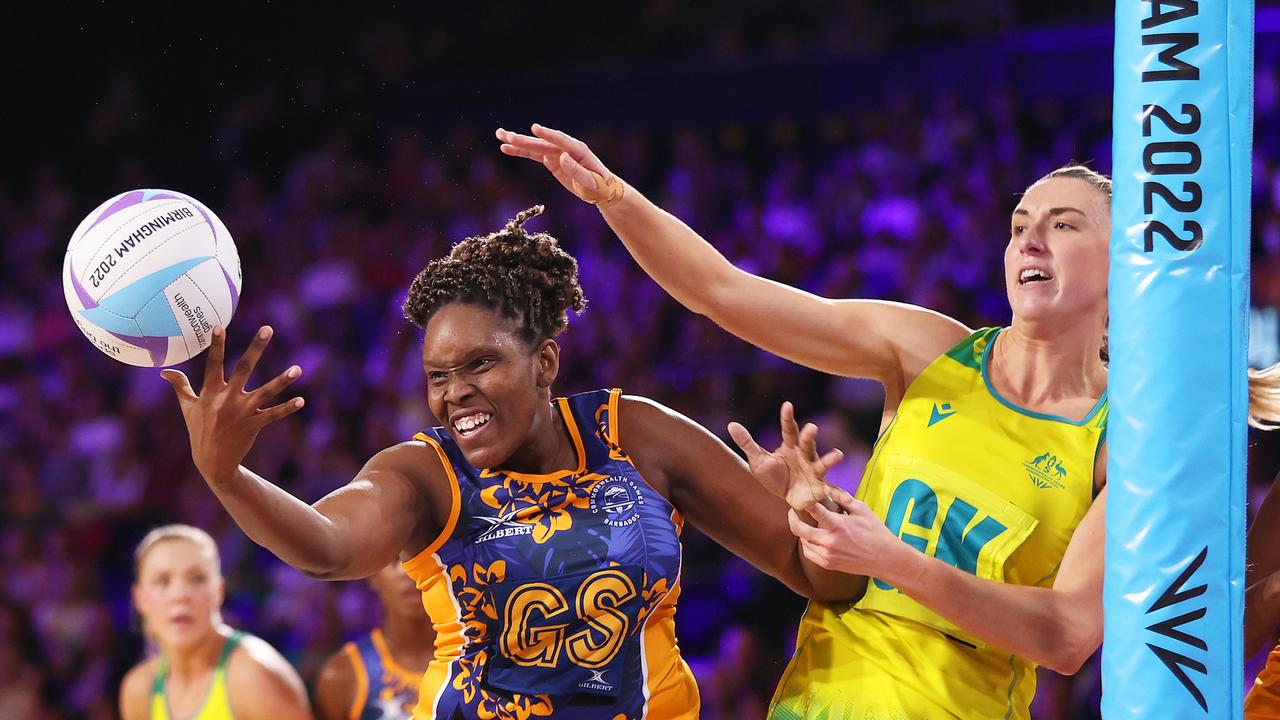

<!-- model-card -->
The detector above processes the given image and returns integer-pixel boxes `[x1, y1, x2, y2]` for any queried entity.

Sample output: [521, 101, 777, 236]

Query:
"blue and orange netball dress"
[402, 388, 699, 720]
[339, 627, 420, 720]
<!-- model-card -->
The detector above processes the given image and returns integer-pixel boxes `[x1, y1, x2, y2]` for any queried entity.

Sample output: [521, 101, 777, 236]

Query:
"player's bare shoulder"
[226, 633, 311, 719]
[833, 299, 972, 393]
[118, 655, 160, 720]
[313, 646, 360, 720]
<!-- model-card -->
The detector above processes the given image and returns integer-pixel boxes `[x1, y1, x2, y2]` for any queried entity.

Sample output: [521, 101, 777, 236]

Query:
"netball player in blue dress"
[161, 206, 859, 720]
[314, 562, 432, 720]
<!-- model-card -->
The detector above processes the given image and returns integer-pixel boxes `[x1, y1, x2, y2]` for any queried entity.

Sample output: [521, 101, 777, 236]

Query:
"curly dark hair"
[403, 206, 587, 344]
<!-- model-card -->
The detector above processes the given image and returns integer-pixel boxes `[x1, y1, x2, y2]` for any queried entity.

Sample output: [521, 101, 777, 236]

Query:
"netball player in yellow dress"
[118, 525, 312, 720]
[499, 124, 1112, 719]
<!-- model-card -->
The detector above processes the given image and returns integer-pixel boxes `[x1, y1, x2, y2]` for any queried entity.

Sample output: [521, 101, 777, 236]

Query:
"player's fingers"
[203, 325, 226, 387]
[160, 369, 198, 403]
[254, 396, 306, 428]
[819, 448, 845, 472]
[558, 152, 602, 191]
[498, 143, 551, 162]
[829, 490, 863, 514]
[809, 500, 844, 529]
[788, 509, 823, 542]
[727, 422, 768, 464]
[229, 326, 273, 390]
[530, 123, 588, 156]
[800, 539, 829, 568]
[496, 128, 563, 156]
[533, 124, 611, 176]
[251, 365, 302, 404]
[779, 401, 799, 447]
[799, 422, 820, 460]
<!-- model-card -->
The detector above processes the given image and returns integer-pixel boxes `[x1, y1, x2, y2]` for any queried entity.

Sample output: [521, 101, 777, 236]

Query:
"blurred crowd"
[5, 4, 1280, 718]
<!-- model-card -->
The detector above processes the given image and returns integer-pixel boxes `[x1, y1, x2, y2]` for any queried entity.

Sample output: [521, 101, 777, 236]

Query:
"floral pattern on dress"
[637, 575, 673, 627]
[450, 559, 506, 643]
[477, 472, 599, 544]
[446, 562, 558, 719]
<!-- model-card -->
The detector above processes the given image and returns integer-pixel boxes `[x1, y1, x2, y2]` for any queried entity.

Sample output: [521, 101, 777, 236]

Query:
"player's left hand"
[728, 402, 843, 513]
[496, 124, 624, 206]
[787, 487, 908, 581]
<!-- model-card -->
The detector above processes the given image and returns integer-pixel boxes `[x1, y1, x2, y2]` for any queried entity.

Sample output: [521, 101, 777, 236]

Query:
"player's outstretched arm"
[619, 396, 865, 602]
[162, 325, 437, 580]
[497, 124, 970, 391]
[792, 485, 1105, 674]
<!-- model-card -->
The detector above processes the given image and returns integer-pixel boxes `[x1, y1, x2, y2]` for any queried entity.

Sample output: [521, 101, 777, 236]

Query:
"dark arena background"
[5, 2, 1280, 717]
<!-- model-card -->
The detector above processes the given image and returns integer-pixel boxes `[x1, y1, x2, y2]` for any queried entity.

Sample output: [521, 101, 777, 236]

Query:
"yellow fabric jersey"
[150, 630, 242, 720]
[1246, 645, 1280, 719]
[770, 327, 1107, 720]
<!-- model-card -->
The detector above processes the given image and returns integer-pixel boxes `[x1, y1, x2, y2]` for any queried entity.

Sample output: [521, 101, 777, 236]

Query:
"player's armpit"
[617, 395, 864, 601]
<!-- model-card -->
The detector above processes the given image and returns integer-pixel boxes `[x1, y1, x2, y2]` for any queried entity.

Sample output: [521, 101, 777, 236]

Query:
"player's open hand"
[496, 124, 625, 206]
[727, 402, 843, 513]
[160, 325, 304, 485]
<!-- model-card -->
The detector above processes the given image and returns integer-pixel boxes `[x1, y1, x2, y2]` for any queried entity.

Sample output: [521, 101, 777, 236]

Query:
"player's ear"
[535, 339, 559, 389]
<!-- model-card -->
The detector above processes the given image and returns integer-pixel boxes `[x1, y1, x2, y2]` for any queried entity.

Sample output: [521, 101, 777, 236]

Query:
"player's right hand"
[728, 402, 844, 514]
[496, 124, 624, 206]
[161, 325, 305, 485]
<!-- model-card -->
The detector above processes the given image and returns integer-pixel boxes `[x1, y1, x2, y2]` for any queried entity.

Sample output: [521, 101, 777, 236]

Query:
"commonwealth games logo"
[589, 476, 644, 527]
[1024, 451, 1067, 490]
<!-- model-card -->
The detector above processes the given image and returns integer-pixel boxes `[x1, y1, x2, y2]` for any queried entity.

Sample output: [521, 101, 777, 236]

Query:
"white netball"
[62, 189, 242, 367]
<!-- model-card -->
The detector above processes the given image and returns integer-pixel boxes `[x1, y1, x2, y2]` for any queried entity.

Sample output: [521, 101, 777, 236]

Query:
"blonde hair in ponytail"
[1249, 364, 1280, 429]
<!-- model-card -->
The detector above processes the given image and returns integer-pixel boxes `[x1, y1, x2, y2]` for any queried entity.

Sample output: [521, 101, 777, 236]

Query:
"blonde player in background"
[119, 524, 313, 720]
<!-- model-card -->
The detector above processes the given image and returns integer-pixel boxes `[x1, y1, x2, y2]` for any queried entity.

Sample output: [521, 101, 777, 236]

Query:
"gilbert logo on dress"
[473, 509, 535, 544]
[578, 669, 614, 694]
[1024, 452, 1067, 490]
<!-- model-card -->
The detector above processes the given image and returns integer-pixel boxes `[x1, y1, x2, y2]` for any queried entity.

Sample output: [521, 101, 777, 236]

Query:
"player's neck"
[167, 626, 228, 681]
[381, 612, 434, 672]
[991, 324, 1107, 406]
[499, 398, 578, 475]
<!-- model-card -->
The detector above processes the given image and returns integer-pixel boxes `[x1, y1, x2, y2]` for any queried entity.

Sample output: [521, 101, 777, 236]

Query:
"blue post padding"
[1104, 1, 1253, 718]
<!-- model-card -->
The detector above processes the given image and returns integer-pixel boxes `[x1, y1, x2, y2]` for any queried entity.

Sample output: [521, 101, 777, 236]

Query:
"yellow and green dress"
[150, 630, 242, 720]
[770, 327, 1107, 720]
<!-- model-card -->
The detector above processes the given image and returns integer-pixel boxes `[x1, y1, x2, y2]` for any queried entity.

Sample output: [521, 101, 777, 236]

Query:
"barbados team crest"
[590, 475, 643, 527]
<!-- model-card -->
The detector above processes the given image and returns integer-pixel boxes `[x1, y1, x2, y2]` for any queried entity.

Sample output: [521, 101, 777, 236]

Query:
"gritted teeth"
[1019, 268, 1053, 284]
[454, 412, 492, 435]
